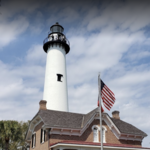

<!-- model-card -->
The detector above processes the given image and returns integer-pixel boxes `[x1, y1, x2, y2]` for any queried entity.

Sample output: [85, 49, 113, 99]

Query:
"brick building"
[25, 23, 148, 150]
[25, 100, 148, 150]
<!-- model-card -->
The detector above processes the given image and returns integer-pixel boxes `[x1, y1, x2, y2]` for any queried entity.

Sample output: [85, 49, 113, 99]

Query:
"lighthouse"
[43, 22, 70, 112]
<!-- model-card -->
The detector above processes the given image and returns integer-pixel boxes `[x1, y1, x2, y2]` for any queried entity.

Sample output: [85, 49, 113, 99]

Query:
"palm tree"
[0, 121, 23, 150]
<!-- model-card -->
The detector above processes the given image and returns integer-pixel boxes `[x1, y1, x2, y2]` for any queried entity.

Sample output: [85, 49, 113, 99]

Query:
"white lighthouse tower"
[43, 22, 70, 112]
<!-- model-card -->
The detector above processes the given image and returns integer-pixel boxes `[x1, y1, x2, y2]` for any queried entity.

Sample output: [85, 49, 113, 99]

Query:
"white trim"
[26, 115, 43, 141]
[50, 143, 149, 150]
[92, 125, 107, 143]
[32, 120, 43, 134]
[92, 125, 100, 131]
[80, 113, 96, 135]
[102, 113, 121, 137]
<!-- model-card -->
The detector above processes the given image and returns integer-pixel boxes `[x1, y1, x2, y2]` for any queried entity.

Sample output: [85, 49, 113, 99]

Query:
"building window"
[32, 133, 36, 148]
[102, 126, 107, 143]
[92, 125, 107, 143]
[57, 74, 63, 82]
[40, 129, 46, 143]
[93, 127, 99, 142]
[92, 125, 99, 142]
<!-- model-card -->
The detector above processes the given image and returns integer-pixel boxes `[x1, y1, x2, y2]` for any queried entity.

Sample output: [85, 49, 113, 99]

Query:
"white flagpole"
[98, 73, 103, 150]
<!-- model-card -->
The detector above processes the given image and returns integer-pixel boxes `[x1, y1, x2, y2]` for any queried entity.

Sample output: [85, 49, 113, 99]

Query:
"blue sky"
[0, 0, 150, 147]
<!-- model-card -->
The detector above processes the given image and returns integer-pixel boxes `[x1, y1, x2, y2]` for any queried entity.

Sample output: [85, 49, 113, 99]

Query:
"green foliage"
[0, 120, 29, 150]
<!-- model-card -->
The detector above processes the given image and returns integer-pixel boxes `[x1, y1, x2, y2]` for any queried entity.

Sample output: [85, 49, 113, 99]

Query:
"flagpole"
[98, 73, 103, 150]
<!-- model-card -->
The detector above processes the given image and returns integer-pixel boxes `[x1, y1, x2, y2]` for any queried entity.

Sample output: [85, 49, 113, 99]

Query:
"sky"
[0, 0, 150, 147]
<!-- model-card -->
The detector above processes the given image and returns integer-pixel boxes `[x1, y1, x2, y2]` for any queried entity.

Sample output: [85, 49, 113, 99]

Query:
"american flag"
[101, 80, 115, 110]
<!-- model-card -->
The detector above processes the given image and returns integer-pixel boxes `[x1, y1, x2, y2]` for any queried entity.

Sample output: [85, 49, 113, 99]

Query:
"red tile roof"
[50, 140, 150, 149]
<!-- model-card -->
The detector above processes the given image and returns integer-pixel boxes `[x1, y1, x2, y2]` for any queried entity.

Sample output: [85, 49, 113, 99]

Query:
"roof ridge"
[42, 109, 85, 115]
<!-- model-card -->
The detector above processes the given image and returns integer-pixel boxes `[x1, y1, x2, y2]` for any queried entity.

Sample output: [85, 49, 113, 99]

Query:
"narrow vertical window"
[102, 129, 105, 142]
[93, 127, 99, 142]
[34, 134, 36, 147]
[102, 126, 107, 143]
[32, 133, 36, 148]
[41, 129, 46, 143]
[42, 130, 45, 143]
[32, 135, 34, 148]
[92, 125, 107, 143]
[44, 130, 46, 142]
[57, 74, 63, 82]
[40, 129, 43, 143]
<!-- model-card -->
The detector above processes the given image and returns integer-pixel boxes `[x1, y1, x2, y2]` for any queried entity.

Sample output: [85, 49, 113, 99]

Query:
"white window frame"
[102, 126, 107, 143]
[92, 125, 107, 143]
[92, 125, 100, 142]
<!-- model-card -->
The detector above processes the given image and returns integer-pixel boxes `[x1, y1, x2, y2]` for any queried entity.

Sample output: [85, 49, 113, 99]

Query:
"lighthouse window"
[57, 74, 63, 82]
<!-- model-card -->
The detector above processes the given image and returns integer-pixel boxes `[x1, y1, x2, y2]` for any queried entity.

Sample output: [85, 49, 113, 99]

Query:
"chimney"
[112, 111, 120, 119]
[39, 100, 47, 110]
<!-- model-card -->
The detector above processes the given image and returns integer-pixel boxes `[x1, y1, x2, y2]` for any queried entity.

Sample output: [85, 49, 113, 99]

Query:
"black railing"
[43, 36, 70, 46]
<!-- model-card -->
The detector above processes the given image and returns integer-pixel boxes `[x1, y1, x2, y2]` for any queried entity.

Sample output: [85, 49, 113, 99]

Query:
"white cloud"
[0, 44, 45, 121]
[0, 16, 29, 48]
[26, 44, 46, 65]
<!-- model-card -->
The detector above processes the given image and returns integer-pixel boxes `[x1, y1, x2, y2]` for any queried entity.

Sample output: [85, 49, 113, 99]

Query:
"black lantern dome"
[50, 22, 64, 33]
[43, 22, 70, 54]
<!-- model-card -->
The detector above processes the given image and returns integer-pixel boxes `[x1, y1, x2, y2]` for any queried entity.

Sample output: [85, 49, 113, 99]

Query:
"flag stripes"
[103, 87, 115, 102]
[102, 90, 114, 104]
[101, 80, 115, 111]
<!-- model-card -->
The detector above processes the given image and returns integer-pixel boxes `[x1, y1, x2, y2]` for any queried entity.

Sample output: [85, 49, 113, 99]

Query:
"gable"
[25, 114, 43, 141]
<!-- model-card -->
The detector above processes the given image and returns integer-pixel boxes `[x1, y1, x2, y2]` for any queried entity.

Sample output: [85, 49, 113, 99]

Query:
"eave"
[50, 141, 150, 150]
[25, 115, 43, 141]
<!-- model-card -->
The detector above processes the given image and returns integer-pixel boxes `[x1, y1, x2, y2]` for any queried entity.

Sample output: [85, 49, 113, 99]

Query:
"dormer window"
[92, 125, 107, 143]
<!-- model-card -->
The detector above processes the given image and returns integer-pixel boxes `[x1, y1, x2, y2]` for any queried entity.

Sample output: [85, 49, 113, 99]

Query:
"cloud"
[0, 44, 45, 121]
[67, 28, 145, 86]
[0, 16, 29, 49]
[26, 44, 46, 65]
[86, 0, 150, 32]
